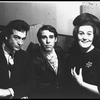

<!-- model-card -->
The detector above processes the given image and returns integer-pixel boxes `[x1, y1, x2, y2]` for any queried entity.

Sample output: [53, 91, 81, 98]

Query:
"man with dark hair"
[0, 19, 35, 99]
[27, 25, 67, 98]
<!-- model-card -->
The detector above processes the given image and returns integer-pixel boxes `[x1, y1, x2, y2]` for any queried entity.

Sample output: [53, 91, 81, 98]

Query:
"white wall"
[56, 2, 82, 35]
[0, 1, 82, 50]
[0, 1, 82, 36]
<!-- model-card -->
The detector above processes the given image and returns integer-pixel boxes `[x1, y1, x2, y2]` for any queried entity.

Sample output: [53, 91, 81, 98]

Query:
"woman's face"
[78, 25, 94, 48]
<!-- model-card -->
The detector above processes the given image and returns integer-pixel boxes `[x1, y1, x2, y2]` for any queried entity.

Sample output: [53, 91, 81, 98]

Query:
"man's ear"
[5, 36, 8, 40]
[4, 30, 9, 40]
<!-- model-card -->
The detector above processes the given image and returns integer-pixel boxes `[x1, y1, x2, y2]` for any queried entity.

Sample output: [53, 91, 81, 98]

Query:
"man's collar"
[2, 42, 15, 57]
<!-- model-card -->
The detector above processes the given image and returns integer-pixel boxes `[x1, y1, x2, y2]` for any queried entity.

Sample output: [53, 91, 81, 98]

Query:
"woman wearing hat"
[65, 13, 100, 98]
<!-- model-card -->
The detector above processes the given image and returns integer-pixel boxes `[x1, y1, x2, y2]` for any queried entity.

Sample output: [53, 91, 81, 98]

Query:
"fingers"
[73, 67, 77, 76]
[71, 68, 73, 75]
[79, 68, 82, 75]
[71, 67, 76, 76]
[71, 67, 82, 76]
[73, 67, 76, 72]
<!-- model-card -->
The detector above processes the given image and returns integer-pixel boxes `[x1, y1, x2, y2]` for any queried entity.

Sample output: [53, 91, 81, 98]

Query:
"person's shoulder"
[26, 42, 41, 58]
[18, 49, 29, 56]
[94, 47, 100, 53]
[92, 48, 100, 58]
[55, 45, 66, 59]
[26, 42, 40, 53]
[55, 45, 64, 53]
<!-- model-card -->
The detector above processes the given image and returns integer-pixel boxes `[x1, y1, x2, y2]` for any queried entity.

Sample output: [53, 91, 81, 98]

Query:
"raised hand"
[71, 67, 83, 86]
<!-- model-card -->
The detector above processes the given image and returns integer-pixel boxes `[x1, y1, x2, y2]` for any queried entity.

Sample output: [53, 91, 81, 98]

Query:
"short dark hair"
[73, 13, 100, 44]
[5, 19, 30, 37]
[37, 25, 58, 43]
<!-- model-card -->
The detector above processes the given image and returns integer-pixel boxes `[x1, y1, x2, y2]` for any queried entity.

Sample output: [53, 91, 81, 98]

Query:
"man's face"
[8, 29, 27, 51]
[40, 30, 57, 52]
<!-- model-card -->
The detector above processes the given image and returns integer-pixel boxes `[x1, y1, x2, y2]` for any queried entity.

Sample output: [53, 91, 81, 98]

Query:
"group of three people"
[0, 12, 100, 99]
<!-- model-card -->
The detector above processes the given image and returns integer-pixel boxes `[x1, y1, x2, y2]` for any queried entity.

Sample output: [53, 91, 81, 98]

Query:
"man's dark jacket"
[27, 43, 70, 98]
[0, 41, 36, 98]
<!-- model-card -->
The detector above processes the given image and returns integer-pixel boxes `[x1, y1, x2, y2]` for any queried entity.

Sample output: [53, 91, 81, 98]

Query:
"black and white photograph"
[0, 1, 100, 99]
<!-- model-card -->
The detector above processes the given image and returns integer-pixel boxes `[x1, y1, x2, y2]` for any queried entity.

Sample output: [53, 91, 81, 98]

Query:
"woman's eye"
[87, 32, 92, 36]
[41, 36, 46, 39]
[78, 32, 84, 35]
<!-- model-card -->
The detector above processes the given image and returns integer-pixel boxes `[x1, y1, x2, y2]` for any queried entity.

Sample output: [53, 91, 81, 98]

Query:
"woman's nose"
[83, 35, 87, 40]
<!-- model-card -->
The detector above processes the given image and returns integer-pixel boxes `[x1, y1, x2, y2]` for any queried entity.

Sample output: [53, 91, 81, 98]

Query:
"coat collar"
[35, 47, 64, 75]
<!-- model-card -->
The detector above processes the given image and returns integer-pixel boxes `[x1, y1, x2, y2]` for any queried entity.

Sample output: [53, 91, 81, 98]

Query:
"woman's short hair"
[73, 13, 100, 44]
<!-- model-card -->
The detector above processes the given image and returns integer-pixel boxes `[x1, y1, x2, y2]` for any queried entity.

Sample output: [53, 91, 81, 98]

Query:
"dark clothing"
[0, 43, 36, 98]
[27, 45, 69, 99]
[65, 48, 100, 98]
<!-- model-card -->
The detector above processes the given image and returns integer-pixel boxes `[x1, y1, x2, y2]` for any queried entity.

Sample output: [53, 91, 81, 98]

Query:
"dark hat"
[73, 13, 100, 27]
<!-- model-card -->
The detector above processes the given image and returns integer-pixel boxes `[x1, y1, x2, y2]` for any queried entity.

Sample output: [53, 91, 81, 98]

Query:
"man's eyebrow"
[14, 35, 26, 39]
